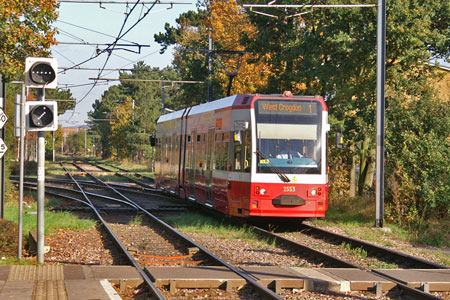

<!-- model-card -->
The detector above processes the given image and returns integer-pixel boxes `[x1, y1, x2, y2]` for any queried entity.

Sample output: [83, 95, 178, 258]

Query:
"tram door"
[205, 128, 215, 206]
[189, 130, 196, 200]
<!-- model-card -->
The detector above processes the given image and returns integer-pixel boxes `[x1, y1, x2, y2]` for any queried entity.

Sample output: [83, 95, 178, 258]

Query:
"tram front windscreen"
[255, 99, 323, 174]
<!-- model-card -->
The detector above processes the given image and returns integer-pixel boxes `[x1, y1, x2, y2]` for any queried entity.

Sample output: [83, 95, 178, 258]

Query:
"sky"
[52, 1, 197, 127]
[52, 1, 448, 128]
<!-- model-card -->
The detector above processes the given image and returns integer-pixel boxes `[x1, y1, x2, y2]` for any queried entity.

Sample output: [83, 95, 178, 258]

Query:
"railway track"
[296, 223, 449, 270]
[14, 160, 450, 299]
[52, 162, 284, 300]
[250, 226, 448, 299]
[81, 159, 155, 188]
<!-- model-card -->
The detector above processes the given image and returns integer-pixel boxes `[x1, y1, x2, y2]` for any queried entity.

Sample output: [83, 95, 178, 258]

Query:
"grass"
[5, 198, 97, 235]
[313, 195, 450, 266]
[339, 242, 367, 259]
[129, 214, 143, 226]
[166, 212, 275, 247]
[103, 159, 151, 173]
[1, 193, 97, 264]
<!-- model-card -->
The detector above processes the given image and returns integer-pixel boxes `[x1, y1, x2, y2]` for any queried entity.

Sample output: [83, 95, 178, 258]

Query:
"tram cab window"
[254, 100, 322, 174]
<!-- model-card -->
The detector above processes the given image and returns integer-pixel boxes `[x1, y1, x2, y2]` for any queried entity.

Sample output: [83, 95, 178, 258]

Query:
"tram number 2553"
[283, 186, 296, 192]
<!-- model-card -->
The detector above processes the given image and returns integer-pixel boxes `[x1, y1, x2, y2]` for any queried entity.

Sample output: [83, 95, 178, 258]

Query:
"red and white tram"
[154, 92, 330, 219]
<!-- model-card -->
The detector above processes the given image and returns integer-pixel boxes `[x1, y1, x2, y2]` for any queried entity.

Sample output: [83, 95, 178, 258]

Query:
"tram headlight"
[310, 189, 317, 196]
[260, 188, 266, 195]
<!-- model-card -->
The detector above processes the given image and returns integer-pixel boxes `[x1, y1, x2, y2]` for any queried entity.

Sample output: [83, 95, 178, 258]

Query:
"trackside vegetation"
[0, 195, 97, 263]
[88, 1, 449, 234]
[0, 0, 449, 252]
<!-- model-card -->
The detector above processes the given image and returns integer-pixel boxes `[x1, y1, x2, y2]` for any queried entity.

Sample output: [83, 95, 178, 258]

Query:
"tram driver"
[276, 140, 303, 159]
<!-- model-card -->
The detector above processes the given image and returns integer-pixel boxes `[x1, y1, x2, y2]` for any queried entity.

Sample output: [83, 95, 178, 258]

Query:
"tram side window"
[243, 129, 251, 173]
[233, 131, 242, 171]
[195, 134, 201, 174]
[214, 133, 223, 170]
[185, 135, 190, 173]
[214, 133, 228, 171]
[202, 134, 207, 171]
[223, 133, 229, 171]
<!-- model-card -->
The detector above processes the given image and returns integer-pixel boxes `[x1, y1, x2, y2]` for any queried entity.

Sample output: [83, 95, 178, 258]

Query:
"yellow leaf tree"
[207, 0, 273, 95]
[0, 0, 58, 81]
[110, 97, 135, 159]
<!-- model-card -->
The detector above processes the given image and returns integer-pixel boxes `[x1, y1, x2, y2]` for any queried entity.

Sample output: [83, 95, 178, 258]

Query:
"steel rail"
[299, 224, 449, 269]
[12, 175, 162, 199]
[72, 162, 284, 300]
[20, 180, 140, 210]
[90, 162, 154, 189]
[253, 226, 357, 268]
[59, 163, 167, 300]
[253, 226, 445, 300]
[81, 160, 155, 183]
[20, 180, 186, 212]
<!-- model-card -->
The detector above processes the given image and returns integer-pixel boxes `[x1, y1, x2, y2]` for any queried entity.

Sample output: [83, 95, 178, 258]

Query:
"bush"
[0, 219, 18, 257]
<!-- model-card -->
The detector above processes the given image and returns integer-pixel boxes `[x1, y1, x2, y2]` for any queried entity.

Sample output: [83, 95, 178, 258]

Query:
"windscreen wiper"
[256, 150, 290, 183]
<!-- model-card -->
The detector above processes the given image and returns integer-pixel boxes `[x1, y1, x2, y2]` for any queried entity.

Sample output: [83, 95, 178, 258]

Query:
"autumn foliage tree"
[0, 0, 58, 199]
[207, 0, 273, 95]
[0, 0, 58, 81]
[155, 0, 273, 105]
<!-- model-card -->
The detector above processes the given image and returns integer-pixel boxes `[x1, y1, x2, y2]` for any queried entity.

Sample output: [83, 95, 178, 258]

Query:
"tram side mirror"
[150, 136, 156, 147]
[336, 132, 343, 148]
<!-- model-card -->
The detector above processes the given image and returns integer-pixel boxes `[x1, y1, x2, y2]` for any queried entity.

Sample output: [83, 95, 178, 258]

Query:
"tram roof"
[157, 93, 326, 123]
[158, 94, 240, 123]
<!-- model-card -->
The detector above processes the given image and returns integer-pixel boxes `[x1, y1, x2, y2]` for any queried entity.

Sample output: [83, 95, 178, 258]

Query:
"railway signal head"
[25, 101, 58, 131]
[25, 57, 58, 89]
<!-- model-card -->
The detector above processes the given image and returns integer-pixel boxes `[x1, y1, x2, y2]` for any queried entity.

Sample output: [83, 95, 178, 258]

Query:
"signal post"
[24, 57, 58, 263]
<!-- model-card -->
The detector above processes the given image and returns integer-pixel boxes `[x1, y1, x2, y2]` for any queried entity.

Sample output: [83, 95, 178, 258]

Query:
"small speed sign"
[0, 138, 7, 159]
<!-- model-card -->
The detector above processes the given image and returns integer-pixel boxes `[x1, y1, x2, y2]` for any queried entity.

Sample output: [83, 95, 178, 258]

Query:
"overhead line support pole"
[208, 31, 214, 102]
[244, 1, 386, 228]
[375, 0, 386, 228]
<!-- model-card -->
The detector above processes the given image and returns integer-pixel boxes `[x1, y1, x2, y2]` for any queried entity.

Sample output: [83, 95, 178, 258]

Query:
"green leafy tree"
[155, 9, 213, 105]
[155, 0, 450, 226]
[243, 0, 449, 197]
[89, 62, 181, 161]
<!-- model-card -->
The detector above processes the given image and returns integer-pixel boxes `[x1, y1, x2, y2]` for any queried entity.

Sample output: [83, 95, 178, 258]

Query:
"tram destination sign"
[257, 100, 318, 116]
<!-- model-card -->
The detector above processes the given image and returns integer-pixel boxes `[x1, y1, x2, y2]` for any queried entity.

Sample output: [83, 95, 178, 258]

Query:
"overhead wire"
[76, 0, 160, 98]
[57, 1, 164, 123]
[58, 49, 160, 89]
[67, 0, 158, 121]
[56, 19, 136, 44]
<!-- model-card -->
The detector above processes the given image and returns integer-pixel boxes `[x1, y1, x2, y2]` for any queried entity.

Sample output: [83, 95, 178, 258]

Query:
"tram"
[154, 92, 330, 219]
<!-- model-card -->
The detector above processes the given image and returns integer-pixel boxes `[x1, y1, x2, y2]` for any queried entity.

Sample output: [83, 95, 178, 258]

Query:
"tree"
[0, 0, 58, 81]
[89, 62, 181, 161]
[154, 1, 273, 104]
[156, 0, 450, 225]
[243, 0, 449, 196]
